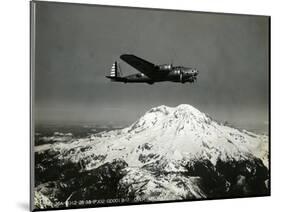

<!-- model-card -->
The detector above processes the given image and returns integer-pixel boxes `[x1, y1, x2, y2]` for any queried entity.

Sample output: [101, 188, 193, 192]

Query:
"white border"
[0, 0, 280, 212]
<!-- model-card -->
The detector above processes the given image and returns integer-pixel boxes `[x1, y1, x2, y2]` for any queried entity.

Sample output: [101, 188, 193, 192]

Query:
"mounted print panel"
[30, 1, 270, 211]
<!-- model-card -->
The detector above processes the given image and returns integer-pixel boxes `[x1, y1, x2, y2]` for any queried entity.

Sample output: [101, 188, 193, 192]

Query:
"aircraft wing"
[120, 54, 158, 79]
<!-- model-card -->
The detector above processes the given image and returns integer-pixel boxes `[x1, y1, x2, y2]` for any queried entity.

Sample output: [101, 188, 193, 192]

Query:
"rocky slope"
[34, 104, 269, 209]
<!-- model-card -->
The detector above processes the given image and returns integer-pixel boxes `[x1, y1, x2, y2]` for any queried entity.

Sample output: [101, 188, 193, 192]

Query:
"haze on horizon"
[34, 2, 269, 132]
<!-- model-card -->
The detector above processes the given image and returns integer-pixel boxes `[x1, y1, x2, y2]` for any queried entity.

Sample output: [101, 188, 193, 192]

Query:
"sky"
[33, 1, 269, 131]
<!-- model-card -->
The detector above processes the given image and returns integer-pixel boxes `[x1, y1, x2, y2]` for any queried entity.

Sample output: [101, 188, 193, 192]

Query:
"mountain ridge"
[35, 104, 268, 169]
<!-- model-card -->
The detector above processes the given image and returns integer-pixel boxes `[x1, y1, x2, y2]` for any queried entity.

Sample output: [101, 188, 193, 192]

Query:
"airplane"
[106, 54, 199, 84]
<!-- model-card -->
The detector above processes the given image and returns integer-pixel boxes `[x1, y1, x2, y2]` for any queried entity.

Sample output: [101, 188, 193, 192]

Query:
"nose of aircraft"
[185, 68, 199, 76]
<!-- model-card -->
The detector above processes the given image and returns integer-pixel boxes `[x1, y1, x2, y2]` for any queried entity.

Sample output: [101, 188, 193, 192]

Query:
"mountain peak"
[127, 104, 211, 136]
[174, 104, 204, 118]
[176, 104, 199, 112]
[147, 105, 172, 115]
[147, 104, 209, 125]
[147, 104, 203, 117]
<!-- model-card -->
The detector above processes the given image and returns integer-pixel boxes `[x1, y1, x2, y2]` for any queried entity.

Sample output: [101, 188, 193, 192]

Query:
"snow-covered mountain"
[34, 104, 269, 209]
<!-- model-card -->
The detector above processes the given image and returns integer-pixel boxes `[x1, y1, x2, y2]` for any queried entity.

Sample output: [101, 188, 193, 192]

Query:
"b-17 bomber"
[106, 54, 198, 84]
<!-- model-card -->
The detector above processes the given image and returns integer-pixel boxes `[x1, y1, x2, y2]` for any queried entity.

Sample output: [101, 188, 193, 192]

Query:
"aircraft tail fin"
[106, 61, 126, 82]
[109, 61, 122, 78]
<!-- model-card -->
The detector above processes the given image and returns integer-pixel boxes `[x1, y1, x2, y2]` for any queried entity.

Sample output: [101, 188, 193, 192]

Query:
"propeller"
[170, 59, 173, 69]
[194, 76, 197, 83]
[180, 70, 184, 83]
[189, 76, 196, 83]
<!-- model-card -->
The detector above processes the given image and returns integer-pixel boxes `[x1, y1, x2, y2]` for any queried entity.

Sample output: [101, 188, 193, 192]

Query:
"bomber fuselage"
[118, 66, 198, 84]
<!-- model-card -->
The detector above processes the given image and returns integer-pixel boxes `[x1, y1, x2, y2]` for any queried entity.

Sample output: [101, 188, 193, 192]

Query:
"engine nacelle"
[158, 64, 173, 71]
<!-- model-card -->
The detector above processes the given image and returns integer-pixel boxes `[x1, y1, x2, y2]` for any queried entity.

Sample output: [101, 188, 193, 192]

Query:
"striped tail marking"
[110, 62, 117, 77]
